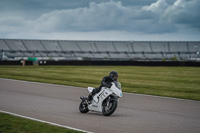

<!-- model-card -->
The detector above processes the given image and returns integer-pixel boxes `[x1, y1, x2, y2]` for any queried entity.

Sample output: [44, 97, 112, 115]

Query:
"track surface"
[0, 78, 200, 133]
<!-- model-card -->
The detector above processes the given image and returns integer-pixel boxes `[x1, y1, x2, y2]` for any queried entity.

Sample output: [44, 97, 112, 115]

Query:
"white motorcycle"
[79, 81, 123, 116]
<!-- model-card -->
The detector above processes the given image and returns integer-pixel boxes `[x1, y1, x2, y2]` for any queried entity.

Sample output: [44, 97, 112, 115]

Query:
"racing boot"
[87, 93, 94, 104]
[87, 88, 96, 103]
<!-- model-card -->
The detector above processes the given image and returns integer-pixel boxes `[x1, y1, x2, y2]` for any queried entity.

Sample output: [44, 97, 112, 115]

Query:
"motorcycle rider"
[87, 71, 118, 101]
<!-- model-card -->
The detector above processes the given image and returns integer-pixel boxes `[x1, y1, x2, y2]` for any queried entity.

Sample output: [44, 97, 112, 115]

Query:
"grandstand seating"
[144, 53, 163, 60]
[6, 51, 24, 57]
[0, 40, 10, 50]
[188, 42, 200, 52]
[41, 41, 62, 52]
[180, 53, 190, 60]
[5, 40, 27, 51]
[150, 42, 168, 52]
[76, 41, 95, 58]
[23, 40, 46, 51]
[95, 41, 116, 52]
[59, 41, 80, 51]
[169, 42, 188, 52]
[108, 53, 128, 59]
[165, 53, 180, 60]
[132, 42, 152, 52]
[131, 53, 145, 59]
[77, 41, 96, 52]
[113, 42, 132, 52]
[0, 39, 199, 61]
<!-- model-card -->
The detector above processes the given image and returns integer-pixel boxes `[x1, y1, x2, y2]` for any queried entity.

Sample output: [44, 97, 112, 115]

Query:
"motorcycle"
[79, 81, 123, 116]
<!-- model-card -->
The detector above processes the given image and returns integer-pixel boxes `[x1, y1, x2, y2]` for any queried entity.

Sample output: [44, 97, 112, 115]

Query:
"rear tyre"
[102, 100, 118, 116]
[79, 101, 89, 113]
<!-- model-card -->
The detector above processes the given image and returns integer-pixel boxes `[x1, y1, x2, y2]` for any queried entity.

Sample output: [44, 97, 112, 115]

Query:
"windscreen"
[113, 81, 121, 90]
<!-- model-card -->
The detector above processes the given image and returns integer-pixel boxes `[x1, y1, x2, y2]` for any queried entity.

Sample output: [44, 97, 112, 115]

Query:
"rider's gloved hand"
[107, 83, 112, 88]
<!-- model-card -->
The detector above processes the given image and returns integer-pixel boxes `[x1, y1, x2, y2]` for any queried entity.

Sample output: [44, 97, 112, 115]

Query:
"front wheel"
[102, 100, 118, 116]
[79, 101, 89, 113]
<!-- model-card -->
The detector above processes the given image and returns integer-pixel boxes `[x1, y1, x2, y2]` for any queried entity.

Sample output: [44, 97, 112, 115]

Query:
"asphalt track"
[0, 78, 200, 133]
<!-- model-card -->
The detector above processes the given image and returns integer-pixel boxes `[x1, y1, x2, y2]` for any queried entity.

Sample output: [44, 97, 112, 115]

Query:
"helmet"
[109, 71, 118, 81]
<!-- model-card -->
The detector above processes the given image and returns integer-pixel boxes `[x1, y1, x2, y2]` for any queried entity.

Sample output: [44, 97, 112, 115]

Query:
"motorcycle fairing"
[88, 88, 112, 112]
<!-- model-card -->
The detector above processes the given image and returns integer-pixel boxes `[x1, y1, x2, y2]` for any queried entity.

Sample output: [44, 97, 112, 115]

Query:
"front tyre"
[79, 101, 89, 113]
[102, 100, 118, 116]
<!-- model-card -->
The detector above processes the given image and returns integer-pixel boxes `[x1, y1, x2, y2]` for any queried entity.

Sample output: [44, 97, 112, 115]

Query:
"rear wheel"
[79, 101, 89, 113]
[102, 100, 118, 116]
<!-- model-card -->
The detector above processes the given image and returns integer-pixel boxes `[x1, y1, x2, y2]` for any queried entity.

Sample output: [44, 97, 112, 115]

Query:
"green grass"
[0, 66, 200, 100]
[0, 113, 82, 133]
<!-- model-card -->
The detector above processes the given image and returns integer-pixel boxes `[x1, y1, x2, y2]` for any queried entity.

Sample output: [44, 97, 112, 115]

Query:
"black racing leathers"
[91, 76, 114, 95]
[87, 76, 115, 101]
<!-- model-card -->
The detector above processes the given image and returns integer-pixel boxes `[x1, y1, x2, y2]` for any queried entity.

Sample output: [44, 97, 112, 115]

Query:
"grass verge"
[0, 65, 200, 100]
[0, 112, 82, 133]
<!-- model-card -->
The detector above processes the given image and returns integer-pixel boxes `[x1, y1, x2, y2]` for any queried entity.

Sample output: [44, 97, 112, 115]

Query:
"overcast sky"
[0, 0, 199, 41]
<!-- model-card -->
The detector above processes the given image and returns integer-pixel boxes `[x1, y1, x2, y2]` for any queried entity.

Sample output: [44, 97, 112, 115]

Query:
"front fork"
[106, 96, 111, 107]
[85, 100, 90, 106]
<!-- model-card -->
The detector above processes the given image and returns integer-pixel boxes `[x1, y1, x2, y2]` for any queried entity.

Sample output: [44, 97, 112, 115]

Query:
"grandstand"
[0, 39, 200, 61]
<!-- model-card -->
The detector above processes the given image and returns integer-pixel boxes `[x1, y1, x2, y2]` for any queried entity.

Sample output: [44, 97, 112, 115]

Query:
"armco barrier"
[1, 60, 199, 66]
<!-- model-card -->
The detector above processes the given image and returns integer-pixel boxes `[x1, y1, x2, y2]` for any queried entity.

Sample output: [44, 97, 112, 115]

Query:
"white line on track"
[0, 78, 199, 102]
[0, 110, 93, 133]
